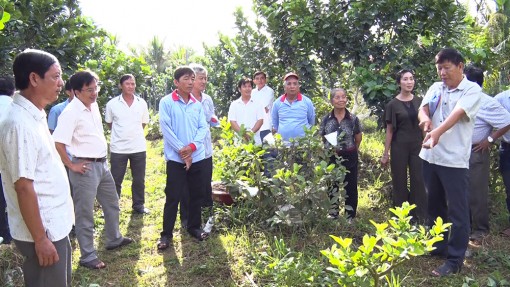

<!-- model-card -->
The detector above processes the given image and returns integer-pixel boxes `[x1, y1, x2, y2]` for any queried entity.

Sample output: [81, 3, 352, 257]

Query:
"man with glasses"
[53, 70, 133, 270]
[271, 72, 315, 144]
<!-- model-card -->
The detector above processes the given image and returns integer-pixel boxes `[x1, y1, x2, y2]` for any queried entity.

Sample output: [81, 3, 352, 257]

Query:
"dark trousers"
[390, 141, 427, 222]
[0, 173, 11, 243]
[180, 156, 213, 224]
[161, 159, 206, 238]
[110, 151, 146, 210]
[499, 143, 510, 223]
[423, 161, 470, 268]
[468, 150, 490, 236]
[330, 152, 358, 219]
[203, 156, 213, 207]
[259, 129, 271, 143]
[14, 236, 72, 287]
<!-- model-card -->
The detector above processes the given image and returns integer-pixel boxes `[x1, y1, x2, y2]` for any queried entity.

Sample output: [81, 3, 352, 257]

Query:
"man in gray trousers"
[53, 70, 133, 270]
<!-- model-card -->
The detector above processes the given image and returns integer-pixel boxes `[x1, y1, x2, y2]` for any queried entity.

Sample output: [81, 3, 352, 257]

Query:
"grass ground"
[1, 126, 510, 286]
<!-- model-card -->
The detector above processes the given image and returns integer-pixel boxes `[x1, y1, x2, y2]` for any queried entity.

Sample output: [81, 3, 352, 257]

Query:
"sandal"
[79, 258, 106, 270]
[431, 263, 461, 277]
[106, 237, 134, 250]
[189, 228, 209, 241]
[157, 236, 171, 250]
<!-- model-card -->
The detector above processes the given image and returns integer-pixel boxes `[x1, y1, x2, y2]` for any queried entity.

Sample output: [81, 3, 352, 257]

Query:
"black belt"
[75, 157, 107, 162]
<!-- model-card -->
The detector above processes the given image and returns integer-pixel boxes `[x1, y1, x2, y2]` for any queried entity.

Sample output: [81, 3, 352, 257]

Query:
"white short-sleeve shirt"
[0, 94, 74, 242]
[105, 95, 149, 154]
[52, 97, 108, 158]
[228, 97, 265, 145]
[251, 85, 275, 131]
[419, 77, 482, 168]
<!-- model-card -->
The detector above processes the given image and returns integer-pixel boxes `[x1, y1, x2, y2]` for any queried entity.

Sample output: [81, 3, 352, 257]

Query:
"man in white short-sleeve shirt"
[0, 49, 74, 287]
[53, 70, 132, 270]
[251, 71, 275, 142]
[105, 74, 150, 214]
[228, 77, 264, 145]
[418, 48, 481, 276]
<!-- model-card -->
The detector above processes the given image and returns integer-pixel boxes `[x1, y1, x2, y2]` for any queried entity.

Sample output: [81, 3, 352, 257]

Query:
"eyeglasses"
[80, 86, 101, 93]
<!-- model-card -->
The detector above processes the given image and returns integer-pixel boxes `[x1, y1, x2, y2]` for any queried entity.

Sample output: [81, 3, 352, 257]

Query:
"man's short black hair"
[464, 64, 484, 87]
[0, 76, 15, 96]
[174, 66, 195, 81]
[119, 74, 135, 85]
[237, 77, 253, 89]
[253, 71, 267, 79]
[12, 49, 58, 90]
[64, 80, 72, 91]
[435, 48, 465, 66]
[70, 70, 99, 91]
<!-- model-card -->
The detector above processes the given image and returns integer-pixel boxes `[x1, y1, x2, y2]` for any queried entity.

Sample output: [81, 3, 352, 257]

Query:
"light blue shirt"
[495, 90, 510, 143]
[48, 99, 69, 131]
[272, 93, 315, 142]
[199, 93, 217, 159]
[159, 90, 208, 163]
[472, 93, 510, 144]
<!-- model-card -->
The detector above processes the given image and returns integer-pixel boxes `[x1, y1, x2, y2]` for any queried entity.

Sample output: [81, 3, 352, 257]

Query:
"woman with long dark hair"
[381, 69, 427, 221]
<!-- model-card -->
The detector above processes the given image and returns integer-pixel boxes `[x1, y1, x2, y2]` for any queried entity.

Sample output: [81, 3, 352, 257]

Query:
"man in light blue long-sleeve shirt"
[157, 66, 209, 249]
[272, 72, 315, 144]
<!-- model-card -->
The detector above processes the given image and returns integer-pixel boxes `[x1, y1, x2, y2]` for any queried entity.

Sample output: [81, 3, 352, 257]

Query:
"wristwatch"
[488, 136, 494, 143]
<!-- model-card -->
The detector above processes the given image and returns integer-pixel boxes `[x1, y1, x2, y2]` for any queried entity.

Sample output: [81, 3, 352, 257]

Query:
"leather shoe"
[106, 237, 133, 250]
[133, 207, 150, 214]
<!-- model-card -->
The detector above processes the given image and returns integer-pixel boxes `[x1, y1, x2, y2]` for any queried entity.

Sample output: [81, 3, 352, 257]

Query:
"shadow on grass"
[158, 221, 233, 286]
[72, 210, 145, 286]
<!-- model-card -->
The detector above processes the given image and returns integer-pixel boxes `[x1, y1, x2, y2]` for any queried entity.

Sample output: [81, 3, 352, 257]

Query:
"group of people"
[2, 46, 510, 286]
[0, 49, 154, 286]
[381, 48, 510, 277]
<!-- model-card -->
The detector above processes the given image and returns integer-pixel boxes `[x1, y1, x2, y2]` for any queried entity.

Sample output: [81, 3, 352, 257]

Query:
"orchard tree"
[82, 36, 153, 114]
[254, 0, 468, 121]
[204, 7, 283, 116]
[0, 0, 106, 76]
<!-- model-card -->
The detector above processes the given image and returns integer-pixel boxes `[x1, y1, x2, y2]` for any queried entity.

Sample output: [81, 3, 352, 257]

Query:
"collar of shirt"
[172, 90, 197, 103]
[441, 75, 470, 92]
[280, 93, 303, 102]
[257, 85, 268, 92]
[327, 109, 352, 121]
[72, 95, 99, 112]
[13, 93, 46, 121]
[234, 97, 256, 104]
[117, 94, 141, 104]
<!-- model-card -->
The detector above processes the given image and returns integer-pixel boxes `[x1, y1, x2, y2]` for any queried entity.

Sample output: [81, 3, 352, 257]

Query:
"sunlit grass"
[1, 125, 510, 286]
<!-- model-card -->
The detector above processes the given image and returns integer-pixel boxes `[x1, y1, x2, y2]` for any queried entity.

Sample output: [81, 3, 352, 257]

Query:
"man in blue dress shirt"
[48, 80, 73, 134]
